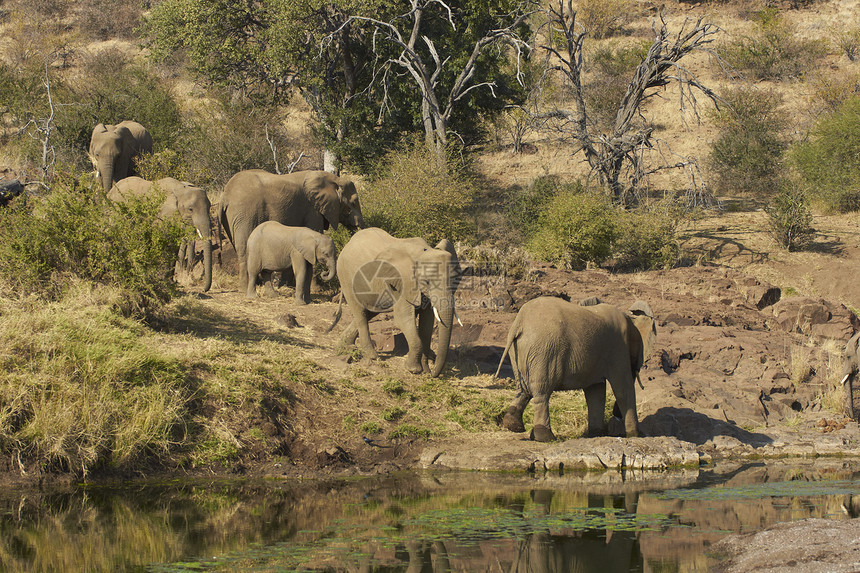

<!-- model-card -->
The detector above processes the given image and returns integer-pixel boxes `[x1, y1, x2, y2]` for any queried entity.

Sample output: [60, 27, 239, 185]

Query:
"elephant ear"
[304, 172, 342, 231]
[377, 249, 422, 307]
[114, 125, 136, 180]
[628, 300, 657, 367]
[296, 235, 318, 265]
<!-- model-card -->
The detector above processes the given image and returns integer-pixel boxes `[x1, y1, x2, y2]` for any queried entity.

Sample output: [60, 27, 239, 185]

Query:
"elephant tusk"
[454, 307, 463, 327]
[842, 373, 852, 386]
[433, 306, 441, 324]
[197, 229, 203, 239]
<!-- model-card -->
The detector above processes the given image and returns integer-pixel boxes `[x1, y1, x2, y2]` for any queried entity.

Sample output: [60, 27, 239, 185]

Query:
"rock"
[278, 313, 300, 328]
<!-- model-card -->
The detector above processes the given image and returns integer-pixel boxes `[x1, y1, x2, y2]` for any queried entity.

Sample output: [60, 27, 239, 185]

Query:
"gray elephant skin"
[219, 169, 364, 292]
[89, 121, 153, 194]
[109, 176, 213, 292]
[496, 296, 656, 441]
[332, 227, 460, 377]
[246, 221, 337, 304]
[841, 331, 860, 421]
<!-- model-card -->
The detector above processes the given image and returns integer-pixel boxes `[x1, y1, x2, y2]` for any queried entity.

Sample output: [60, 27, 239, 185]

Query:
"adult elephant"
[109, 176, 213, 292]
[88, 121, 153, 194]
[331, 228, 460, 377]
[496, 297, 656, 441]
[219, 169, 364, 291]
[840, 331, 860, 421]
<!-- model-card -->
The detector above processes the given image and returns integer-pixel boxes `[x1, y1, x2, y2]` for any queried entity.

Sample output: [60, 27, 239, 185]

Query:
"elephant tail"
[218, 201, 233, 247]
[495, 318, 523, 379]
[326, 291, 344, 333]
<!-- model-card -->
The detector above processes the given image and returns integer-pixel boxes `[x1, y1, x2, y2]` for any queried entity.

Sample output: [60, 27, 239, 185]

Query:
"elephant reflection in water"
[509, 490, 643, 573]
[353, 539, 450, 573]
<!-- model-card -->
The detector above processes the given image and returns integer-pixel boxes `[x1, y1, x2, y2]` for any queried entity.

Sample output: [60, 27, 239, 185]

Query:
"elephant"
[88, 121, 153, 194]
[330, 227, 460, 377]
[109, 176, 213, 292]
[218, 169, 364, 292]
[496, 296, 656, 442]
[840, 331, 860, 421]
[245, 221, 337, 304]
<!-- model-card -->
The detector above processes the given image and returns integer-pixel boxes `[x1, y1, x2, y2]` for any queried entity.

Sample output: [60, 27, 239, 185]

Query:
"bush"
[0, 172, 187, 316]
[709, 86, 788, 197]
[766, 181, 814, 251]
[360, 138, 477, 244]
[614, 209, 679, 270]
[791, 96, 860, 213]
[0, 284, 191, 475]
[505, 175, 573, 238]
[585, 42, 649, 129]
[179, 95, 297, 187]
[53, 49, 183, 167]
[575, 0, 635, 39]
[718, 8, 828, 81]
[527, 189, 618, 270]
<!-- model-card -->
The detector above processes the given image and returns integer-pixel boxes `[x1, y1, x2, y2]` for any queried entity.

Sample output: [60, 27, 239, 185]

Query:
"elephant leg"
[176, 239, 188, 278]
[611, 377, 640, 437]
[583, 381, 608, 437]
[502, 390, 531, 433]
[394, 302, 423, 374]
[292, 253, 310, 305]
[417, 306, 435, 373]
[355, 308, 378, 360]
[530, 392, 555, 442]
[260, 270, 278, 297]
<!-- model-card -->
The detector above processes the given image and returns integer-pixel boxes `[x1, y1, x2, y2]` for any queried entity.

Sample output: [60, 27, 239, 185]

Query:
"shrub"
[73, 0, 144, 40]
[505, 175, 572, 238]
[575, 0, 635, 39]
[54, 49, 183, 167]
[0, 283, 190, 475]
[179, 95, 297, 187]
[527, 189, 618, 270]
[791, 96, 860, 213]
[718, 8, 828, 81]
[765, 181, 814, 251]
[585, 42, 649, 129]
[360, 138, 477, 244]
[834, 27, 860, 61]
[808, 70, 860, 114]
[0, 172, 187, 315]
[614, 209, 679, 270]
[708, 86, 788, 197]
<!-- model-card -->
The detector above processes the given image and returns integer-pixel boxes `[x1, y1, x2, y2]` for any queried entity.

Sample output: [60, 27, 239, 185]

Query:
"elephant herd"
[89, 120, 860, 442]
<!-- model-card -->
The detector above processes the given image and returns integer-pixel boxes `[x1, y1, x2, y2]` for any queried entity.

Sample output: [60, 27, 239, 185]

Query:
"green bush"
[505, 175, 573, 238]
[576, 0, 635, 39]
[0, 172, 187, 315]
[766, 181, 814, 251]
[791, 96, 860, 213]
[178, 95, 296, 187]
[718, 8, 828, 81]
[360, 138, 477, 244]
[527, 189, 618, 270]
[586, 42, 649, 129]
[614, 209, 679, 271]
[709, 86, 788, 197]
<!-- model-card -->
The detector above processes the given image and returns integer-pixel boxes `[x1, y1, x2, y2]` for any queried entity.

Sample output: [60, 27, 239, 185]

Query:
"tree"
[540, 0, 721, 205]
[345, 0, 535, 163]
[144, 0, 386, 172]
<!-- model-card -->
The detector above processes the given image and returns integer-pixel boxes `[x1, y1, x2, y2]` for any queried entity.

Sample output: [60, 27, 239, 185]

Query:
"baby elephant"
[246, 222, 337, 304]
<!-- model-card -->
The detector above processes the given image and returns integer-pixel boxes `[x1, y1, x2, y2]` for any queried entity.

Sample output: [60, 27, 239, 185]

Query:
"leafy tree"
[791, 96, 860, 212]
[143, 0, 532, 171]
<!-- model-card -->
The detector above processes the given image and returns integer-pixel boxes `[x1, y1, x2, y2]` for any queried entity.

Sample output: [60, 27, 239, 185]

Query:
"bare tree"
[341, 0, 536, 164]
[24, 65, 56, 183]
[540, 0, 722, 206]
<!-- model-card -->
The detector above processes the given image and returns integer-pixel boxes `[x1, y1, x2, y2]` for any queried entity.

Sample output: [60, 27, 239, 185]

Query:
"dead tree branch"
[541, 0, 723, 205]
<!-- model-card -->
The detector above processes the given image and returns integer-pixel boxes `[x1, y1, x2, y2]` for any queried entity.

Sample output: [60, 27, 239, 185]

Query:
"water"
[1, 460, 859, 572]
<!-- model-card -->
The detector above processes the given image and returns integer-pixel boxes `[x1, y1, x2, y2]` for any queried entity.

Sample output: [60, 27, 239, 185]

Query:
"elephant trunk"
[100, 163, 114, 194]
[191, 210, 213, 292]
[431, 295, 455, 378]
[202, 238, 212, 292]
[321, 257, 336, 282]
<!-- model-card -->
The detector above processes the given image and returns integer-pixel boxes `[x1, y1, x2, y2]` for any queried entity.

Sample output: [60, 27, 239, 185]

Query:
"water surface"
[2, 460, 859, 572]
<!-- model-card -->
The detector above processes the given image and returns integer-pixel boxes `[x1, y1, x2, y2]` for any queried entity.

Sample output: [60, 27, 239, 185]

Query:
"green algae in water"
[658, 480, 860, 502]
